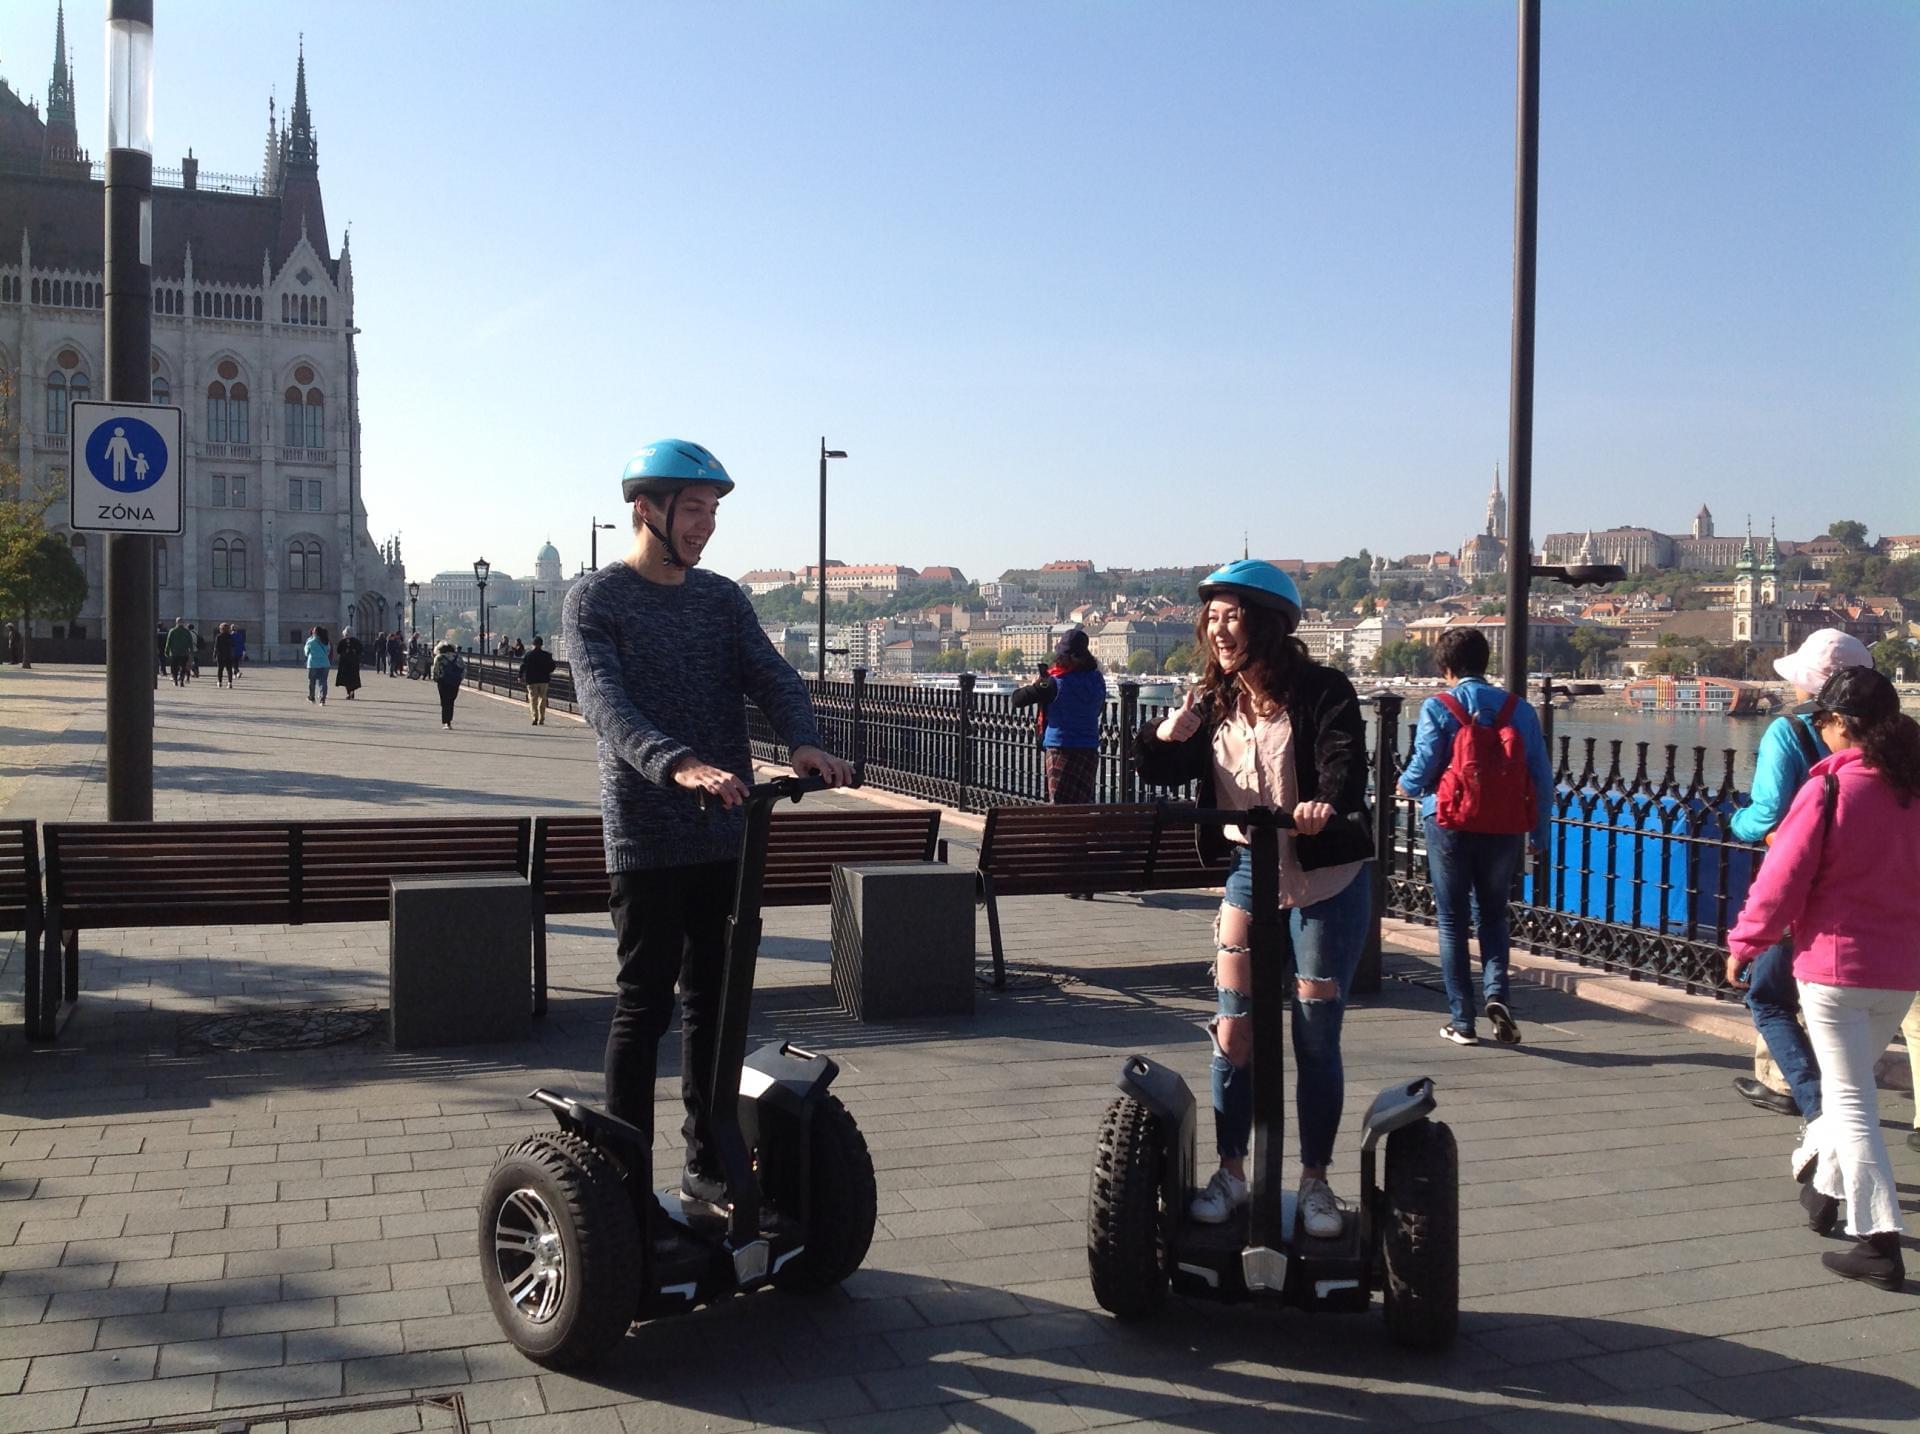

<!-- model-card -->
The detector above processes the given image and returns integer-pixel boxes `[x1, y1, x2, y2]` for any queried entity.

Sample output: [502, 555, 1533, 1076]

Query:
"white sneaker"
[1299, 1177, 1345, 1238]
[1189, 1168, 1248, 1224]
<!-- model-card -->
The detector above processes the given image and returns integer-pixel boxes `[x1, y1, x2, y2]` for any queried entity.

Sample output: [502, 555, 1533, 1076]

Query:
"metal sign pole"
[104, 1, 157, 821]
[1501, 0, 1542, 696]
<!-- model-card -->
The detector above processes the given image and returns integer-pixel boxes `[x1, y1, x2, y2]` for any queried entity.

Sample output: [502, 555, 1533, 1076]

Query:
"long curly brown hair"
[1832, 709, 1920, 805]
[1191, 597, 1313, 714]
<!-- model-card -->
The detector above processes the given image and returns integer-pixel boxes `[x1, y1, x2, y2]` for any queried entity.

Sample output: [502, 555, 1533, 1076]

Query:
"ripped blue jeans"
[1211, 849, 1371, 1170]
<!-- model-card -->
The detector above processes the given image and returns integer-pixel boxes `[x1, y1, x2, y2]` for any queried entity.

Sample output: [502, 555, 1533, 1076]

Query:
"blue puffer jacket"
[1729, 712, 1826, 844]
[1033, 667, 1107, 750]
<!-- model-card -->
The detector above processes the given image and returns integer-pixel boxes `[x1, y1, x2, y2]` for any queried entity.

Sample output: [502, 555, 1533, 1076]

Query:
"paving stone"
[221, 1295, 337, 1335]
[76, 1372, 215, 1424]
[21, 1343, 156, 1393]
[95, 1307, 220, 1349]
[0, 1387, 83, 1434]
[213, 1359, 345, 1406]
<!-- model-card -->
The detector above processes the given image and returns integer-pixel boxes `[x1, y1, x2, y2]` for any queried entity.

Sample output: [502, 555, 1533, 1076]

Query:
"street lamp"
[407, 580, 420, 637]
[529, 588, 547, 644]
[817, 439, 848, 682]
[473, 557, 490, 654]
[591, 519, 617, 570]
[104, 0, 156, 822]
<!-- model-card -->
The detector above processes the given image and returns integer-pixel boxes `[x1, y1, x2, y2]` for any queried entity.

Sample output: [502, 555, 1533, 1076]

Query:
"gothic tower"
[1692, 504, 1713, 541]
[1486, 465, 1507, 542]
[275, 40, 329, 259]
[40, 0, 87, 175]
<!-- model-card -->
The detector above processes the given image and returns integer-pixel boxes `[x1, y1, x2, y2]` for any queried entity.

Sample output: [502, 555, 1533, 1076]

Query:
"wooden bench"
[975, 803, 1229, 985]
[1, 822, 50, 1040]
[528, 805, 942, 1013]
[41, 818, 532, 1037]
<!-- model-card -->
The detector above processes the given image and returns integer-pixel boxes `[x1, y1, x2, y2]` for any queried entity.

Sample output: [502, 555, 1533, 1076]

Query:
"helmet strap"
[640, 490, 691, 569]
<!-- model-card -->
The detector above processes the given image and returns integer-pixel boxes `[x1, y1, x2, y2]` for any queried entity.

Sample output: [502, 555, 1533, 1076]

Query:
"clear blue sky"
[6, 1, 1917, 585]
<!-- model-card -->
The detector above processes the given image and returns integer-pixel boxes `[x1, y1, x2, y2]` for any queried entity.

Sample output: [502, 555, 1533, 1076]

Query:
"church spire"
[286, 36, 317, 167]
[41, 0, 85, 173]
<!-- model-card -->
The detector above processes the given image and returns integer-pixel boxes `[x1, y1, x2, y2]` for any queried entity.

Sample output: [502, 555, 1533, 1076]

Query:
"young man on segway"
[562, 439, 853, 1206]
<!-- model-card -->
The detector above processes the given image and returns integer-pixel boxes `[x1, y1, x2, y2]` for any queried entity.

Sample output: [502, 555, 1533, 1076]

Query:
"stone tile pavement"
[0, 664, 1917, 1432]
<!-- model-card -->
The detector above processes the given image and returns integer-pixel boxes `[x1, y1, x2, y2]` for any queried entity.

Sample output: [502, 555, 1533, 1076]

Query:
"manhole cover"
[76, 1392, 466, 1433]
[181, 1005, 382, 1053]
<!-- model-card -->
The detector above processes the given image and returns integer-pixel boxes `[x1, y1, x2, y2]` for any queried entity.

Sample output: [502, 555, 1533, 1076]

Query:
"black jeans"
[437, 684, 459, 723]
[605, 861, 738, 1179]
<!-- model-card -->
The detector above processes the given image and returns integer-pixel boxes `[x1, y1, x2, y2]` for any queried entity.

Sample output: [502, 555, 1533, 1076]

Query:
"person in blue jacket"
[1012, 628, 1109, 807]
[1397, 627, 1555, 1047]
[1725, 628, 1872, 1122]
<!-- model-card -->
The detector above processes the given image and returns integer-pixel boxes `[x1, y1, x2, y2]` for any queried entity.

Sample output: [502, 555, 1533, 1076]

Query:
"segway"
[1087, 802, 1459, 1349]
[479, 775, 878, 1368]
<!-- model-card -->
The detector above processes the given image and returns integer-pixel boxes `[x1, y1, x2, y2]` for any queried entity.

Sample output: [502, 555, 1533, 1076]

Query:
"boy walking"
[1398, 628, 1554, 1046]
[564, 438, 851, 1205]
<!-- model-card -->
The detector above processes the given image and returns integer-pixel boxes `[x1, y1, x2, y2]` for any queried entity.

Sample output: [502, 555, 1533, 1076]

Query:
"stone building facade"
[0, 12, 403, 658]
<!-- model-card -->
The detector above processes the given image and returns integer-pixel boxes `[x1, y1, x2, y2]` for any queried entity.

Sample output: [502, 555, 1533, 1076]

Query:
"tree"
[1568, 627, 1622, 678]
[995, 649, 1022, 672]
[1126, 648, 1157, 675]
[1825, 554, 1888, 595]
[1372, 640, 1434, 677]
[1870, 636, 1918, 681]
[966, 646, 998, 671]
[1642, 646, 1694, 676]
[1323, 648, 1352, 675]
[1162, 643, 1199, 674]
[1828, 520, 1870, 552]
[0, 444, 89, 668]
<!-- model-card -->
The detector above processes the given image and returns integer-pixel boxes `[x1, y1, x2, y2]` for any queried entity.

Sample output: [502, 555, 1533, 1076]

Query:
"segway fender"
[527, 1088, 649, 1167]
[740, 1041, 839, 1117]
[1116, 1055, 1196, 1225]
[1359, 1078, 1437, 1152]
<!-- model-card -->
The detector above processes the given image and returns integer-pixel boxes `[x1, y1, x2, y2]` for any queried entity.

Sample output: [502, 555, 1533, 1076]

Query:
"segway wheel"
[480, 1132, 641, 1368]
[1087, 1096, 1169, 1319]
[767, 1095, 877, 1294]
[1380, 1117, 1459, 1351]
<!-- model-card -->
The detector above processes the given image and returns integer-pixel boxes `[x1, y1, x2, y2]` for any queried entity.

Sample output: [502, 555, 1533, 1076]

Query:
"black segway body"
[1087, 803, 1460, 1348]
[481, 776, 878, 1368]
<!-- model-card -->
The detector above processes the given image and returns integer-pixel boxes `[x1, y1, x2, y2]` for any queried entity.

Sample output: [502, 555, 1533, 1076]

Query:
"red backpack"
[1432, 691, 1536, 834]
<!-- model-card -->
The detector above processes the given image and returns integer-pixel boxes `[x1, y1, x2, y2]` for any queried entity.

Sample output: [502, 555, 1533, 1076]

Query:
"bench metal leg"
[62, 926, 79, 1003]
[23, 917, 48, 1042]
[530, 909, 549, 1018]
[979, 873, 1006, 991]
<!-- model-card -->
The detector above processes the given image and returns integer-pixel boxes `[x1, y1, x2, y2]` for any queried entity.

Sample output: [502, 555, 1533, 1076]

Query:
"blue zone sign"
[69, 400, 184, 533]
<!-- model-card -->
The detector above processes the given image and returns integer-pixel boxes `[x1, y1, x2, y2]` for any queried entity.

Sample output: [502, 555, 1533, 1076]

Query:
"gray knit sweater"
[563, 563, 824, 872]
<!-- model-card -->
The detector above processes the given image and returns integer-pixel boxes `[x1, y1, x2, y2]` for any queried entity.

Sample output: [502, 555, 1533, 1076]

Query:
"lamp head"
[473, 558, 490, 584]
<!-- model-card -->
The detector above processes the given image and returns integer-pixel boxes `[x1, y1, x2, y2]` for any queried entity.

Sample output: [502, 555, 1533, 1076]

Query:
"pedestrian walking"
[164, 617, 193, 687]
[1396, 627, 1554, 1047]
[388, 631, 404, 676]
[4, 623, 21, 665]
[231, 627, 246, 676]
[303, 626, 331, 704]
[431, 641, 464, 728]
[1728, 666, 1920, 1291]
[408, 634, 422, 679]
[520, 636, 557, 725]
[213, 623, 237, 688]
[187, 625, 201, 679]
[1132, 560, 1374, 1237]
[335, 628, 364, 700]
[1013, 629, 1109, 807]
[1725, 629, 1872, 1119]
[565, 437, 851, 1206]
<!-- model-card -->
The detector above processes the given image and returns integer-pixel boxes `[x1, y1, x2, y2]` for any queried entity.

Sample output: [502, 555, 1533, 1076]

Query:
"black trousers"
[437, 684, 459, 723]
[169, 656, 189, 684]
[605, 861, 738, 1178]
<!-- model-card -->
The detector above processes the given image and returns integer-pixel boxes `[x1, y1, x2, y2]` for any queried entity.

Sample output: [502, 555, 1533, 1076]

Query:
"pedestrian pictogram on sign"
[68, 400, 184, 534]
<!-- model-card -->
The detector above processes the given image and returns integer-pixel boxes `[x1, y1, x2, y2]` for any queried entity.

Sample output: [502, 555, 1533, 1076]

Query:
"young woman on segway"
[1133, 560, 1374, 1238]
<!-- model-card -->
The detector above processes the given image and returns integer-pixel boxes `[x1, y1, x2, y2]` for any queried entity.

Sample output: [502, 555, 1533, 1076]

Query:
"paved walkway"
[0, 664, 1916, 1433]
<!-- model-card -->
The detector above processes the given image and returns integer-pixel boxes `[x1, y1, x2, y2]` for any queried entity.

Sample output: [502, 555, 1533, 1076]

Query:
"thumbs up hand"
[1158, 686, 1204, 743]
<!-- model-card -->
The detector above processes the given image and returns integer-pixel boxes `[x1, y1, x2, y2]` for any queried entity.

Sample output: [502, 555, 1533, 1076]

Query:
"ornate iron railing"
[464, 658, 1765, 999]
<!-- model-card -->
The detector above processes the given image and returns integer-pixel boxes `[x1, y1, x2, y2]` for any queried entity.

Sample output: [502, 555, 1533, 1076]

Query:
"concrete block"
[388, 876, 531, 1048]
[831, 863, 974, 1022]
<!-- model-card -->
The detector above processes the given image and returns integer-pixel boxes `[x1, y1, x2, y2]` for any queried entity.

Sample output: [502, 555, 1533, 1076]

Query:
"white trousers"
[1796, 981, 1913, 1237]
[1906, 993, 1920, 1128]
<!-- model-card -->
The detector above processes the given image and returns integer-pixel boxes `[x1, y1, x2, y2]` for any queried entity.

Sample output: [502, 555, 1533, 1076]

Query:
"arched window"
[69, 532, 86, 573]
[229, 382, 250, 442]
[206, 380, 228, 442]
[280, 294, 289, 323]
[152, 377, 170, 405]
[68, 371, 88, 404]
[287, 542, 305, 592]
[155, 539, 169, 587]
[46, 372, 68, 433]
[318, 298, 327, 326]
[303, 389, 325, 448]
[229, 538, 248, 588]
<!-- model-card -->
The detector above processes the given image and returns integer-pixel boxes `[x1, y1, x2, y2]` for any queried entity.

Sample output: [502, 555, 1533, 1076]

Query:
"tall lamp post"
[407, 581, 420, 637]
[104, 0, 155, 821]
[529, 588, 547, 644]
[817, 439, 847, 682]
[473, 558, 490, 654]
[590, 519, 617, 570]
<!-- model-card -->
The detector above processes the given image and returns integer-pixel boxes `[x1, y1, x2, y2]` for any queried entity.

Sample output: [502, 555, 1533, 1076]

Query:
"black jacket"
[1133, 664, 1375, 871]
[520, 648, 557, 684]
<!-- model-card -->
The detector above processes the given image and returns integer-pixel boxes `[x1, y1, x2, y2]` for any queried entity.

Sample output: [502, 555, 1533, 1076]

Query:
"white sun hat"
[1773, 628, 1871, 694]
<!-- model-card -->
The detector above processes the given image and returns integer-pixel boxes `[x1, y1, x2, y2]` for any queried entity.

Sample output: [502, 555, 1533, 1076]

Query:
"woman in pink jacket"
[1727, 665, 1920, 1291]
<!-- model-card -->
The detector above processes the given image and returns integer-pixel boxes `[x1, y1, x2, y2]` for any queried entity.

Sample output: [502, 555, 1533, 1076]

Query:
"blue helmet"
[1198, 559, 1302, 634]
[620, 439, 735, 503]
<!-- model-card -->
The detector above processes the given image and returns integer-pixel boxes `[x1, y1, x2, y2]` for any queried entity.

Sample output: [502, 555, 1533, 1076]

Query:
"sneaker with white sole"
[1298, 1177, 1345, 1238]
[1485, 1001, 1521, 1045]
[1439, 1023, 1478, 1046]
[1189, 1167, 1248, 1224]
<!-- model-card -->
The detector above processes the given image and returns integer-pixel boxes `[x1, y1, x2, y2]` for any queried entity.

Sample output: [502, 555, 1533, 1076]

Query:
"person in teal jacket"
[303, 625, 332, 705]
[1726, 628, 1872, 1124]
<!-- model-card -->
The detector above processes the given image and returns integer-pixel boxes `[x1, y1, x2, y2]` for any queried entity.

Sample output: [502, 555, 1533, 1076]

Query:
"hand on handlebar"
[1291, 800, 1336, 836]
[672, 756, 750, 810]
[791, 745, 855, 788]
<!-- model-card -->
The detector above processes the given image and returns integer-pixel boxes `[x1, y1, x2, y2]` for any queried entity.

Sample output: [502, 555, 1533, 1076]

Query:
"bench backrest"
[531, 806, 942, 914]
[977, 803, 1226, 895]
[44, 818, 531, 928]
[0, 820, 43, 933]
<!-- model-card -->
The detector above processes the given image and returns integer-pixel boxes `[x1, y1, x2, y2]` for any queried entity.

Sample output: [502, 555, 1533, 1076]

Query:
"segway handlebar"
[1152, 797, 1369, 839]
[744, 762, 865, 808]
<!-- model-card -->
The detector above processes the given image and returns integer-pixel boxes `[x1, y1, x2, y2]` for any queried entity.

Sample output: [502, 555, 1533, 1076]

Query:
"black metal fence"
[466, 656, 1763, 999]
